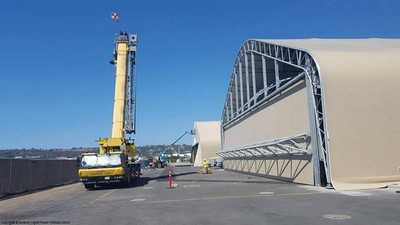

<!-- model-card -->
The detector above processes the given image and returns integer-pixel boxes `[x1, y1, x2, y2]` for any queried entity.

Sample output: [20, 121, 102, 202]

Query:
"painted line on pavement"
[258, 192, 274, 195]
[132, 192, 319, 204]
[90, 189, 117, 204]
[338, 191, 371, 197]
[323, 214, 352, 220]
[183, 184, 201, 188]
[131, 198, 146, 202]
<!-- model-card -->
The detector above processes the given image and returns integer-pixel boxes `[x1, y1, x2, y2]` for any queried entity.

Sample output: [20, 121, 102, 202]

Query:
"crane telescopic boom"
[111, 33, 137, 138]
[98, 32, 137, 155]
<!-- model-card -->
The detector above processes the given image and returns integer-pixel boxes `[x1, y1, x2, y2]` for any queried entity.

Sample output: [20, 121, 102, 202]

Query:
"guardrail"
[0, 158, 78, 198]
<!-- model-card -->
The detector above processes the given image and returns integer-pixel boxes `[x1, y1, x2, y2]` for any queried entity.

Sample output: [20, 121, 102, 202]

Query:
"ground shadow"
[89, 170, 198, 190]
[174, 178, 285, 184]
[89, 177, 150, 190]
[151, 171, 198, 181]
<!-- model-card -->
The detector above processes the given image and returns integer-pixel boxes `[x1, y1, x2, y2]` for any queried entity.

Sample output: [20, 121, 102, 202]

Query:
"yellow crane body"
[79, 166, 125, 177]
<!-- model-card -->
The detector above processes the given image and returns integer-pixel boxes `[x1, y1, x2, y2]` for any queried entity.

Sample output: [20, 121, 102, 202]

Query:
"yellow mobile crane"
[78, 32, 140, 189]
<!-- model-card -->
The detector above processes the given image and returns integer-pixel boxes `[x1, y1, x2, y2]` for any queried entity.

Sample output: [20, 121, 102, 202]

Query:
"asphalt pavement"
[0, 166, 399, 225]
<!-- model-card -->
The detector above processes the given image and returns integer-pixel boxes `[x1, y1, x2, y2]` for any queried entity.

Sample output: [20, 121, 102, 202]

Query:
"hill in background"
[0, 144, 192, 159]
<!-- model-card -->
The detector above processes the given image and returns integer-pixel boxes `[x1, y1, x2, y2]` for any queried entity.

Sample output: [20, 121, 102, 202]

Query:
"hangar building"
[218, 39, 400, 190]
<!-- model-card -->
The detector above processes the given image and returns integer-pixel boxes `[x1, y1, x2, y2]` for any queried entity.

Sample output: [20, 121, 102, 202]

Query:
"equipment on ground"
[171, 131, 192, 146]
[151, 156, 166, 168]
[78, 32, 139, 189]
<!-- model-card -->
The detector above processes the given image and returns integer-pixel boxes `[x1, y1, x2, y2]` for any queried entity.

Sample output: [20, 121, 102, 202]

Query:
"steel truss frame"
[124, 34, 137, 136]
[221, 40, 331, 186]
[217, 134, 311, 160]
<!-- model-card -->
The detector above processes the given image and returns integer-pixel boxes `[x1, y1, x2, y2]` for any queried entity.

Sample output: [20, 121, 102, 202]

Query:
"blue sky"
[0, 0, 399, 148]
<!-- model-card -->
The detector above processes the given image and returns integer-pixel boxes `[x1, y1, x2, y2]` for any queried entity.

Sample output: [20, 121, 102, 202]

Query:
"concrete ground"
[0, 166, 399, 225]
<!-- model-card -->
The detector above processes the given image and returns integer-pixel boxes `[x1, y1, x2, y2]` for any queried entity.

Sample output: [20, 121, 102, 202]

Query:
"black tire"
[84, 183, 95, 190]
[122, 176, 131, 187]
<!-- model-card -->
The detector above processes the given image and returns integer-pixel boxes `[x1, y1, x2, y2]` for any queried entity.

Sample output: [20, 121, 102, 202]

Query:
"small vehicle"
[216, 160, 223, 168]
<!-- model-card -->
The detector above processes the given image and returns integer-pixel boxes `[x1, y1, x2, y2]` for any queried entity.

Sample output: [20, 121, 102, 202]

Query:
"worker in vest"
[202, 159, 210, 174]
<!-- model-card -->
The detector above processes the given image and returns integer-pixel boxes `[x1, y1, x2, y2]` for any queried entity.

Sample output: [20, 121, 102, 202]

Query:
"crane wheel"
[84, 183, 95, 190]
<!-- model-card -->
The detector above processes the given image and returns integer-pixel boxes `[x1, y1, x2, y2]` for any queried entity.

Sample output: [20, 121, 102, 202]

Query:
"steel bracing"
[217, 134, 311, 160]
[221, 40, 331, 186]
[124, 34, 137, 135]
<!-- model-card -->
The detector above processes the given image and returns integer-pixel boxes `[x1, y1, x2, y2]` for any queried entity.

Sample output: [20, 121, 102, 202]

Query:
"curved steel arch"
[221, 39, 331, 186]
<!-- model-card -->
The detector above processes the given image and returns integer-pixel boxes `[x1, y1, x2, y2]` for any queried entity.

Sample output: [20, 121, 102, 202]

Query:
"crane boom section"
[97, 33, 137, 154]
[111, 41, 129, 139]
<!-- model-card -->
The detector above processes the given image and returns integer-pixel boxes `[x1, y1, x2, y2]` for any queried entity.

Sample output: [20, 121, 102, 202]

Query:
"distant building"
[192, 121, 221, 167]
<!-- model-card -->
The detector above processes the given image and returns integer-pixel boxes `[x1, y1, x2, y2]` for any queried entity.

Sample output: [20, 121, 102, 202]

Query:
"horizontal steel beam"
[218, 134, 311, 161]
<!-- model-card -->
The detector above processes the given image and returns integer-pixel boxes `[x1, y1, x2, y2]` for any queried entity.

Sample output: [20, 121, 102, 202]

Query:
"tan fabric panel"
[223, 86, 309, 148]
[261, 39, 400, 190]
[193, 121, 221, 167]
[193, 144, 203, 167]
[222, 87, 313, 184]
[317, 43, 400, 190]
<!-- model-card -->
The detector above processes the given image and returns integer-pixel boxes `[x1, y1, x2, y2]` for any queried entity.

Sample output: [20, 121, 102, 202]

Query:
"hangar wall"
[223, 82, 308, 148]
[265, 39, 400, 189]
[222, 82, 314, 184]
[312, 41, 400, 189]
[223, 158, 312, 184]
